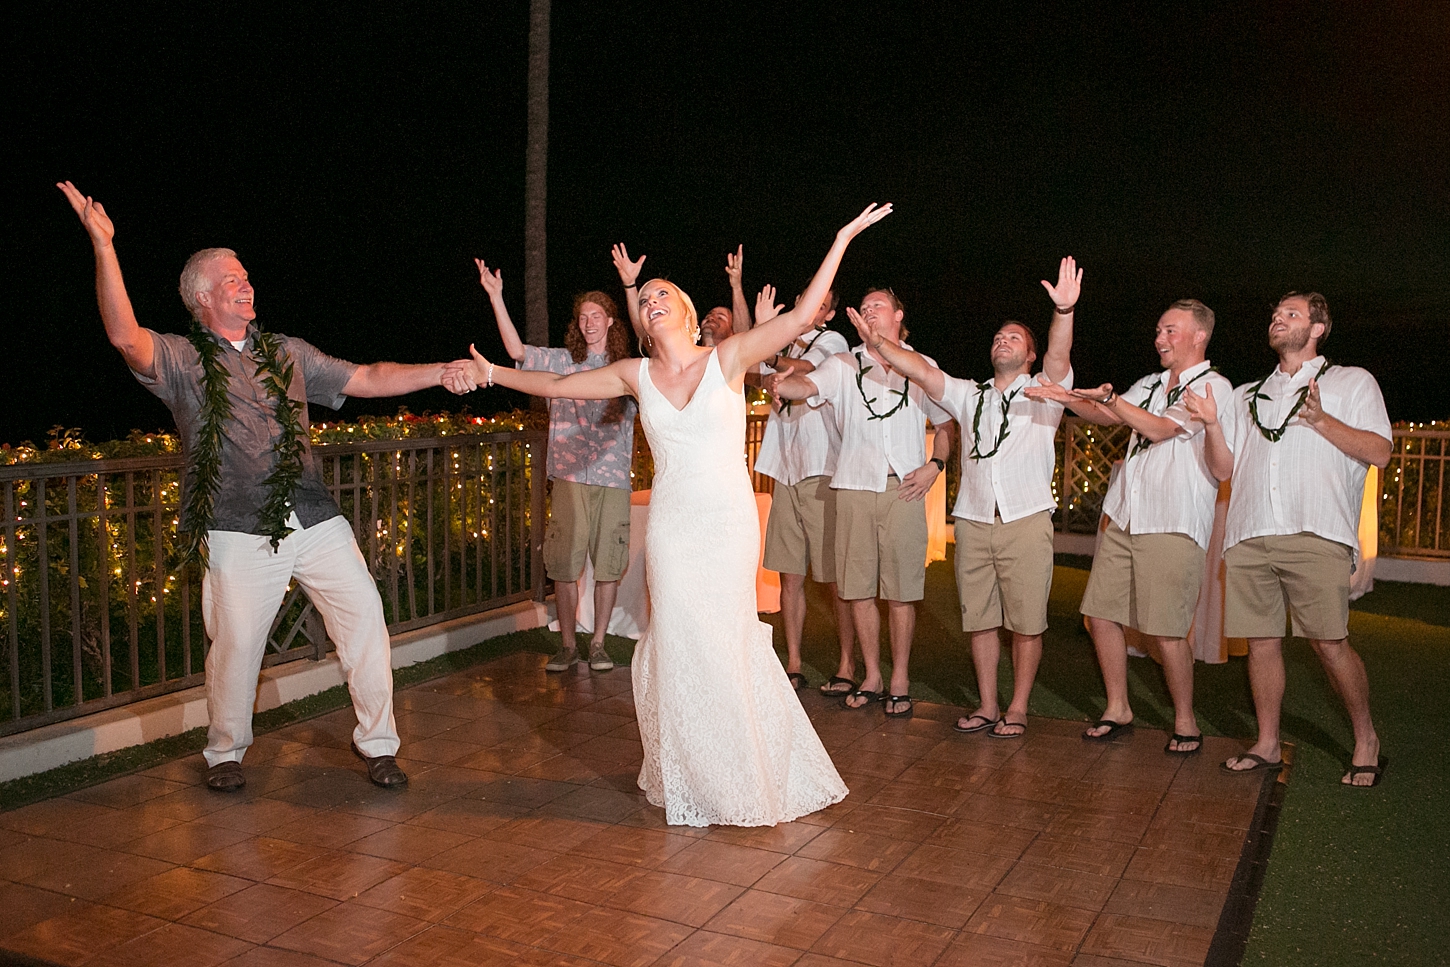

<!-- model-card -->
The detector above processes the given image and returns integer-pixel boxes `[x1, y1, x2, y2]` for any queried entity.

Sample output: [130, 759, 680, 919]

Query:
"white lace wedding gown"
[633, 350, 848, 826]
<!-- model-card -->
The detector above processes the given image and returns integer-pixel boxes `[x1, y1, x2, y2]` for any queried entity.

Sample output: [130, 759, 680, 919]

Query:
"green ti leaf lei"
[968, 380, 1021, 460]
[178, 322, 307, 569]
[1247, 358, 1332, 443]
[853, 351, 912, 421]
[1127, 367, 1215, 459]
[776, 327, 830, 417]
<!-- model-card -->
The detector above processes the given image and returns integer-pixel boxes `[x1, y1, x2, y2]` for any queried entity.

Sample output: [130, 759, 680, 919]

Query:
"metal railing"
[1381, 427, 1448, 558]
[0, 430, 546, 737]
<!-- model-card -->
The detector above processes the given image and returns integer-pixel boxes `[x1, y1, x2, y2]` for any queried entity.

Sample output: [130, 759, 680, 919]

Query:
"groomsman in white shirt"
[769, 289, 954, 717]
[1028, 299, 1235, 754]
[863, 259, 1079, 738]
[752, 288, 857, 694]
[1189, 292, 1391, 786]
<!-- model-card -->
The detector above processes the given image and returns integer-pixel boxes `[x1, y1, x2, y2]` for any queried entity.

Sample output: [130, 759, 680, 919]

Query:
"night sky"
[8, 2, 1448, 447]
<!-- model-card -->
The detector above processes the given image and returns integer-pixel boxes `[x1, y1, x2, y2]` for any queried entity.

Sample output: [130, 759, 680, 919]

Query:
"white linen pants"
[202, 514, 399, 766]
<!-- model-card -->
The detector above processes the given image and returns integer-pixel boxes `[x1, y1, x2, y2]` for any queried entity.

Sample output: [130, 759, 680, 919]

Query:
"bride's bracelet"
[486, 363, 494, 388]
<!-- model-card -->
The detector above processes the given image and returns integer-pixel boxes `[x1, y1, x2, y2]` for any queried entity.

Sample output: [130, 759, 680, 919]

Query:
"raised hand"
[762, 363, 796, 396]
[836, 202, 893, 242]
[1022, 374, 1076, 404]
[845, 306, 871, 344]
[57, 181, 115, 249]
[612, 243, 646, 286]
[475, 259, 504, 299]
[1182, 384, 1218, 426]
[1069, 382, 1115, 404]
[1040, 256, 1083, 310]
[1298, 378, 1326, 426]
[754, 284, 783, 325]
[726, 245, 744, 289]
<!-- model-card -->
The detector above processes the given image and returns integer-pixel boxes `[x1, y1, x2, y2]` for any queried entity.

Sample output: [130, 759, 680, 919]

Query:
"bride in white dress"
[467, 204, 891, 825]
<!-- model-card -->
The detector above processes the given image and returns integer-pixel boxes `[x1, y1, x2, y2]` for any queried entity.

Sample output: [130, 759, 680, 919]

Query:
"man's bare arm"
[345, 360, 476, 398]
[1039, 256, 1081, 384]
[476, 260, 526, 362]
[727, 245, 750, 334]
[58, 181, 155, 377]
[899, 420, 954, 501]
[1300, 379, 1393, 468]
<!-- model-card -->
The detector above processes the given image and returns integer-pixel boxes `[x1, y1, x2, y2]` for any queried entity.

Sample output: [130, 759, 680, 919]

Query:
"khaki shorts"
[834, 479, 927, 602]
[543, 480, 632, 583]
[954, 511, 1054, 635]
[1224, 533, 1351, 640]
[1081, 520, 1205, 639]
[763, 475, 838, 583]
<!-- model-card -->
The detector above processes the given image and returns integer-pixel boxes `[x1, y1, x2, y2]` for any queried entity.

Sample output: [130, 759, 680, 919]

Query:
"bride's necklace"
[853, 351, 911, 421]
[1247, 358, 1332, 442]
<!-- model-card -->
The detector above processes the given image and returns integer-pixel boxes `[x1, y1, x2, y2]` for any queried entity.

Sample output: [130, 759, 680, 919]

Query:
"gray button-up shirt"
[134, 323, 358, 535]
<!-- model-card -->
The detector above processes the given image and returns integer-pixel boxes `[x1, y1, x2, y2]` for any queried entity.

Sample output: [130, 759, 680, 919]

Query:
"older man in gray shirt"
[60, 182, 475, 792]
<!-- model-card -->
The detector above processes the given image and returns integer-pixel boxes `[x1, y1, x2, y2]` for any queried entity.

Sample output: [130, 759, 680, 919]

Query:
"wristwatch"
[930, 458, 945, 472]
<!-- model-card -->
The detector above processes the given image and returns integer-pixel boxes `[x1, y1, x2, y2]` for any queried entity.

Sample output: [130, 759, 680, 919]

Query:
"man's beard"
[1269, 327, 1311, 355]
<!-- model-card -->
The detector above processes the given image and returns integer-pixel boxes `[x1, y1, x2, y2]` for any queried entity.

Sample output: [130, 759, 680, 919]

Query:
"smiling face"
[1268, 295, 1321, 356]
[990, 322, 1036, 377]
[638, 279, 698, 344]
[1154, 307, 1207, 371]
[195, 256, 256, 334]
[576, 301, 614, 354]
[700, 307, 733, 344]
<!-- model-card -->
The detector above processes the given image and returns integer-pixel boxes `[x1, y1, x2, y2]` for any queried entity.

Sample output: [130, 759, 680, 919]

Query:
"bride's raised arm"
[466, 344, 640, 400]
[716, 203, 892, 382]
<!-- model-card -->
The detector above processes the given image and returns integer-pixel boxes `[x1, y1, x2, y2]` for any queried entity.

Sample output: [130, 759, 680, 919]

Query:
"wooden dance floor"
[0, 651, 1277, 967]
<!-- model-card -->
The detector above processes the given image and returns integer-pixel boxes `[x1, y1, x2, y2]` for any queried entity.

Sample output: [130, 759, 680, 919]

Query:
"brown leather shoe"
[206, 760, 246, 792]
[352, 742, 408, 788]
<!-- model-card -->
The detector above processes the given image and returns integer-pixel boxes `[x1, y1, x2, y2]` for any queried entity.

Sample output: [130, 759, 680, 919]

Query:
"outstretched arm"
[57, 181, 155, 377]
[717, 204, 892, 382]
[467, 345, 636, 401]
[475, 260, 526, 362]
[347, 360, 478, 397]
[854, 307, 947, 401]
[1299, 379, 1393, 468]
[1026, 378, 1185, 443]
[1040, 256, 1081, 384]
[612, 243, 647, 347]
[1182, 385, 1235, 481]
[763, 364, 822, 402]
[727, 245, 751, 334]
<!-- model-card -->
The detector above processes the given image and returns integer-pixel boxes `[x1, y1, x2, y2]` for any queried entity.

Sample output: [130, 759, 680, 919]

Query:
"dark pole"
[524, 0, 550, 348]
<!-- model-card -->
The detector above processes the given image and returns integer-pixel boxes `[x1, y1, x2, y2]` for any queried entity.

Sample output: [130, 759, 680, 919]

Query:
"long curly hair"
[566, 291, 633, 363]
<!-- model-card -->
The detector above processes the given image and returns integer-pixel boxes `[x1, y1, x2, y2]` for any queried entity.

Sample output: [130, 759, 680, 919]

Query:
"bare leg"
[829, 582, 856, 682]
[999, 632, 1043, 733]
[590, 579, 620, 648]
[963, 628, 1003, 727]
[779, 571, 807, 675]
[551, 579, 580, 665]
[1310, 637, 1381, 785]
[1225, 636, 1285, 768]
[1157, 636, 1200, 750]
[1085, 616, 1132, 736]
[884, 600, 915, 712]
[846, 598, 882, 707]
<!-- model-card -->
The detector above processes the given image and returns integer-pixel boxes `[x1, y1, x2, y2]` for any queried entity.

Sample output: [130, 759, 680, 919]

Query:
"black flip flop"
[786, 672, 808, 691]
[1083, 719, 1134, 741]
[989, 719, 1027, 739]
[953, 713, 997, 734]
[1164, 733, 1203, 755]
[841, 688, 881, 711]
[1220, 752, 1283, 774]
[1343, 755, 1388, 788]
[819, 676, 857, 697]
[883, 695, 913, 718]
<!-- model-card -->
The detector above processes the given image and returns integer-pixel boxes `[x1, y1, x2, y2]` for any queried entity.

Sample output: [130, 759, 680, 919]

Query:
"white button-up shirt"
[939, 369, 1073, 523]
[754, 328, 849, 487]
[808, 345, 952, 492]
[1101, 360, 1235, 549]
[1223, 357, 1390, 558]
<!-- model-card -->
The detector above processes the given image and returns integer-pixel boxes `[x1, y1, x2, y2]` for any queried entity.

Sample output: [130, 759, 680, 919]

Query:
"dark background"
[7, 1, 1447, 446]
